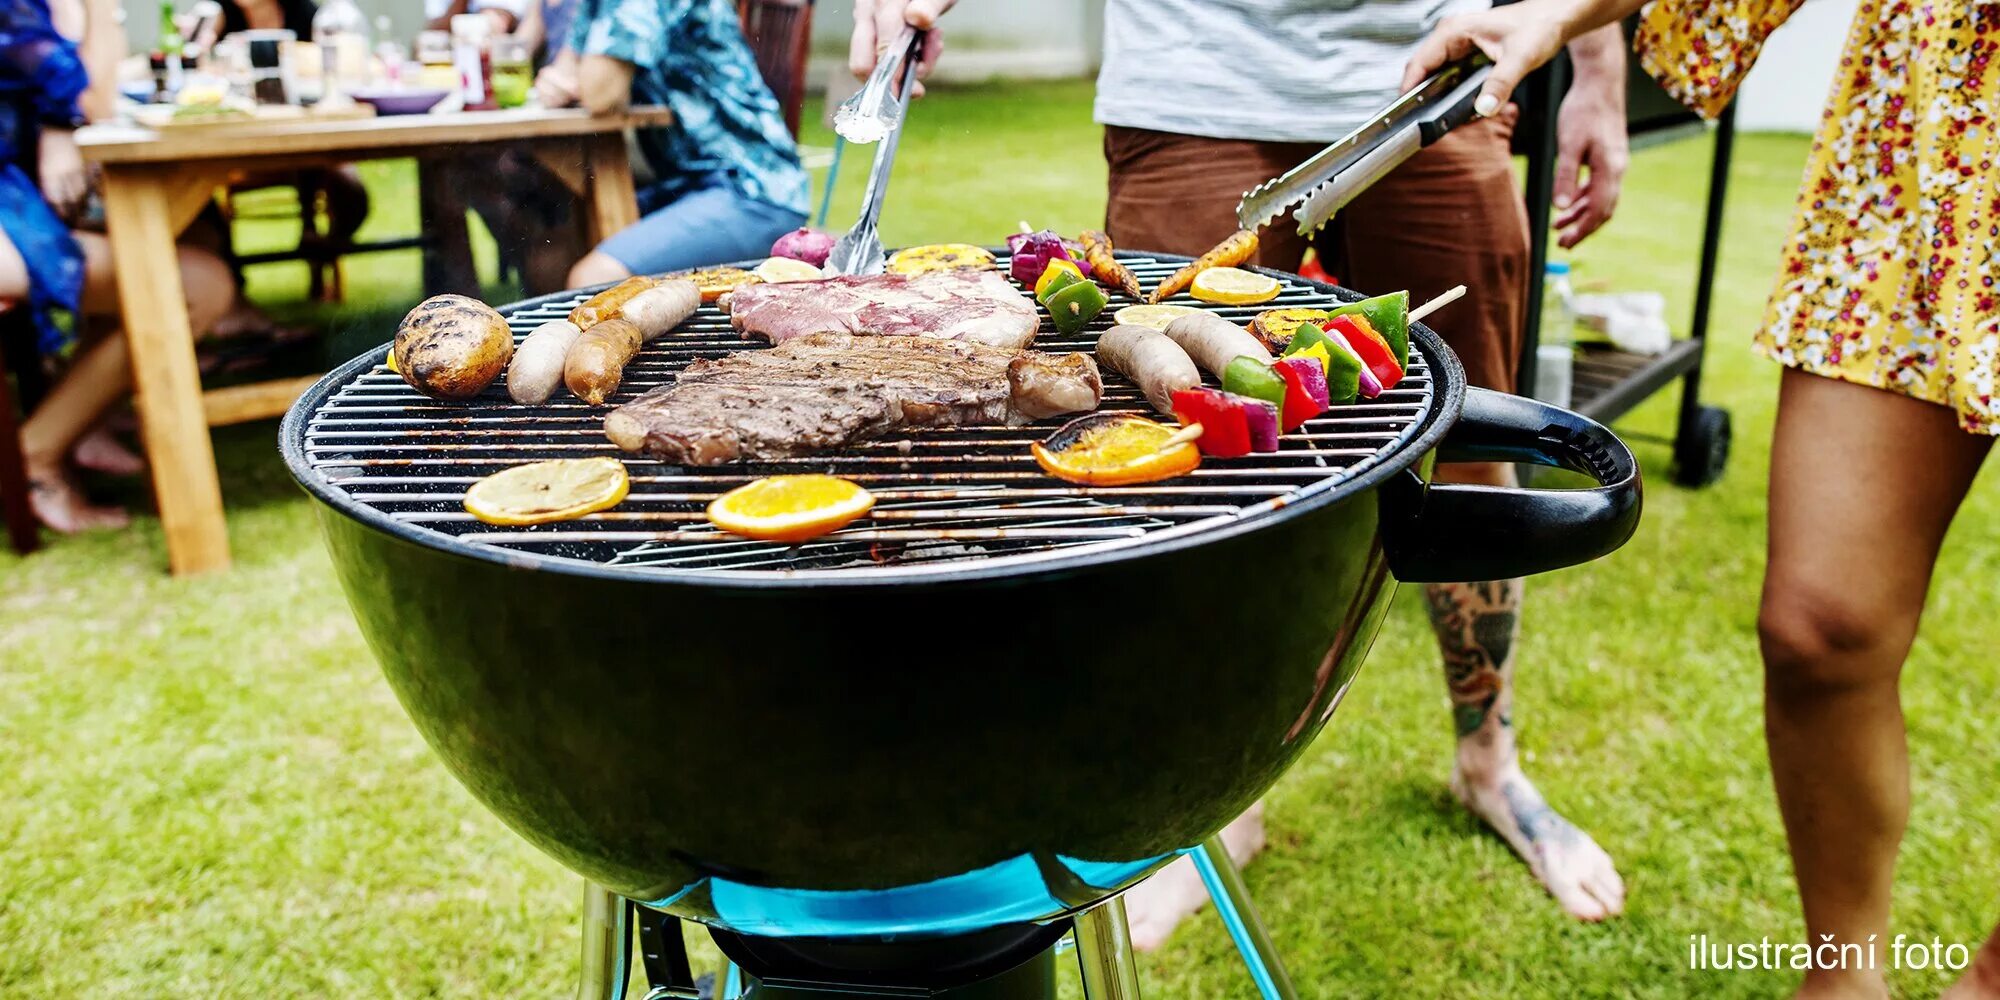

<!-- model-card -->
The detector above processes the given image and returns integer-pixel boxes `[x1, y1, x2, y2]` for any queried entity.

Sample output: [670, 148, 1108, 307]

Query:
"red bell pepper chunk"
[1171, 387, 1252, 458]
[1271, 355, 1331, 431]
[1324, 315, 1403, 390]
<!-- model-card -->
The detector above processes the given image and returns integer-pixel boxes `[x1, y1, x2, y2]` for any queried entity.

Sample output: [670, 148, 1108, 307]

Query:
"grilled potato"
[395, 294, 513, 400]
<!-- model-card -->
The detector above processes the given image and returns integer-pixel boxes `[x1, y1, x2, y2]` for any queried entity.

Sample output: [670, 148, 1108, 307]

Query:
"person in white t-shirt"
[851, 0, 1633, 949]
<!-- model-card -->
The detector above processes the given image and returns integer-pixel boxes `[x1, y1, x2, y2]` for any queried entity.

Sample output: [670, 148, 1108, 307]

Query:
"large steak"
[725, 269, 1041, 350]
[603, 333, 1099, 465]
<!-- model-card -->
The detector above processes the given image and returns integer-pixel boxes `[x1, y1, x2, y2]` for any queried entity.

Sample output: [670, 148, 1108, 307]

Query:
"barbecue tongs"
[825, 27, 927, 276]
[1237, 56, 1492, 236]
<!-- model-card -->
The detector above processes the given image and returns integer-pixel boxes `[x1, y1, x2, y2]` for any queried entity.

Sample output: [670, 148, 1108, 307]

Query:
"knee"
[568, 251, 630, 290]
[177, 247, 236, 332]
[1757, 583, 1907, 697]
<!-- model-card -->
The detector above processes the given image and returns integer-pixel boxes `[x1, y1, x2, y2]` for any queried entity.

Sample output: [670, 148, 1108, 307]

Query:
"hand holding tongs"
[825, 27, 926, 276]
[1236, 55, 1492, 236]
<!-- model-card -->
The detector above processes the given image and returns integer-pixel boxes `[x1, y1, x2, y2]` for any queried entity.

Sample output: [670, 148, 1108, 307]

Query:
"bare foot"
[1942, 931, 2000, 1000]
[71, 425, 146, 476]
[1452, 762, 1626, 921]
[27, 473, 130, 533]
[1123, 802, 1266, 952]
[1788, 970, 1889, 999]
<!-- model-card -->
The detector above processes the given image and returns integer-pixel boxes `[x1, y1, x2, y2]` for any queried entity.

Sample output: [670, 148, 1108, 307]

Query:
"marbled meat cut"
[603, 333, 1101, 465]
[725, 269, 1040, 350]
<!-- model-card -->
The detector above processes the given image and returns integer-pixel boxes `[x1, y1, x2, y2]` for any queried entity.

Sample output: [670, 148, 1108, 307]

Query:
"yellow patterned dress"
[1637, 0, 2000, 434]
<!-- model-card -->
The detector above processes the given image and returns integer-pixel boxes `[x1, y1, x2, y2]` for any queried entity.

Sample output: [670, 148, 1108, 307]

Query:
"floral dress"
[1637, 0, 2000, 435]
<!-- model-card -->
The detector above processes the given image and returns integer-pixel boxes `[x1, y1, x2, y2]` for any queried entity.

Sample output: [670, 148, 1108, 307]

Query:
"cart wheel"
[1673, 405, 1731, 488]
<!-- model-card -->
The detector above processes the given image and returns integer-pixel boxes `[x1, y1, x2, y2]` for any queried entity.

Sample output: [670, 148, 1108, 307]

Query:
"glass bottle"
[156, 0, 184, 97]
[1535, 260, 1577, 410]
[311, 0, 371, 104]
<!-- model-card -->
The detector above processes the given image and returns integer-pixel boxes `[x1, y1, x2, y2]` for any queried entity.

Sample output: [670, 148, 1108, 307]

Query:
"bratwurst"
[1096, 324, 1201, 416]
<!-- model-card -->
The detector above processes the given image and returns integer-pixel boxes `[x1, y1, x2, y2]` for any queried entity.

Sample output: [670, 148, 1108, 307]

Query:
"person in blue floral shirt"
[536, 0, 809, 286]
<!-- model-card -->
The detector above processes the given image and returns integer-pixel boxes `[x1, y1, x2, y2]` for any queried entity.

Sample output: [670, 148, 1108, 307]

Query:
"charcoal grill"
[281, 252, 1640, 999]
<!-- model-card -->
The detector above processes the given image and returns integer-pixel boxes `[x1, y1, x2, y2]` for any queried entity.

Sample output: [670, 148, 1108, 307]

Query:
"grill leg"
[576, 881, 633, 1000]
[1191, 837, 1299, 1000]
[1073, 897, 1142, 1000]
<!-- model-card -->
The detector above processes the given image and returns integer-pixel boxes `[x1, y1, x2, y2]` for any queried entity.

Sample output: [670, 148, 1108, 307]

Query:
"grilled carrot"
[1080, 230, 1144, 301]
[1147, 229, 1260, 304]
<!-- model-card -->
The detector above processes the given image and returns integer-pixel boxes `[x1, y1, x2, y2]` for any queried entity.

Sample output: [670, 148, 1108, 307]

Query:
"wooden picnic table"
[76, 104, 674, 576]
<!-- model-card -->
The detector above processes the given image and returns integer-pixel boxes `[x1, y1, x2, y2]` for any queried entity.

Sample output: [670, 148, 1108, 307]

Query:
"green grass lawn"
[3, 81, 1997, 998]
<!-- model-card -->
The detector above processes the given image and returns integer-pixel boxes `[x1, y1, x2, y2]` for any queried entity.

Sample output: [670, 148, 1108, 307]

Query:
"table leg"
[584, 132, 640, 245]
[100, 166, 230, 575]
[417, 156, 479, 296]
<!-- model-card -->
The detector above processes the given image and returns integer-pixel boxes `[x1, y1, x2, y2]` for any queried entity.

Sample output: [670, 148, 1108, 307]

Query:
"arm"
[76, 0, 123, 122]
[534, 45, 581, 106]
[1551, 23, 1628, 247]
[1402, 0, 1648, 113]
[577, 53, 633, 114]
[847, 0, 954, 96]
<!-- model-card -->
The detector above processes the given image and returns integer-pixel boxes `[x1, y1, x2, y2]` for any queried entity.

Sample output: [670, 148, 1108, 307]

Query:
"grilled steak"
[603, 333, 1100, 465]
[725, 269, 1041, 350]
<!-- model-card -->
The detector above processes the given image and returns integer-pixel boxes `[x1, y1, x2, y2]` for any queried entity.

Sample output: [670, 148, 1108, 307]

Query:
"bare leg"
[568, 250, 632, 289]
[1425, 462, 1626, 921]
[1760, 370, 1990, 999]
[1943, 926, 2000, 1000]
[1121, 801, 1266, 952]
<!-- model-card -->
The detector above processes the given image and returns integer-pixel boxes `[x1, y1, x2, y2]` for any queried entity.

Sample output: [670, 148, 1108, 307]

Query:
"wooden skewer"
[1408, 284, 1467, 324]
[1162, 423, 1206, 448]
[1019, 220, 1035, 235]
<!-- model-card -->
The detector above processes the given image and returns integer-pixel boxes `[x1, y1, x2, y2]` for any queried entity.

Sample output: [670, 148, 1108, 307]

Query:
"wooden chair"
[0, 299, 41, 554]
[737, 0, 815, 138]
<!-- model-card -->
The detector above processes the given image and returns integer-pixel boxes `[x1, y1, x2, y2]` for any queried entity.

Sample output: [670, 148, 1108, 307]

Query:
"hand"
[848, 0, 954, 98]
[38, 128, 87, 221]
[1403, 0, 1572, 116]
[534, 55, 581, 108]
[1553, 28, 1629, 248]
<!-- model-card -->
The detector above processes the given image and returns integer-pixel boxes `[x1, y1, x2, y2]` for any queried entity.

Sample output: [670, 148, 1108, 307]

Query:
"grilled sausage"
[569, 276, 656, 329]
[394, 294, 513, 400]
[1097, 324, 1201, 416]
[1162, 312, 1272, 380]
[1148, 229, 1259, 303]
[506, 319, 584, 404]
[618, 278, 700, 337]
[564, 318, 645, 405]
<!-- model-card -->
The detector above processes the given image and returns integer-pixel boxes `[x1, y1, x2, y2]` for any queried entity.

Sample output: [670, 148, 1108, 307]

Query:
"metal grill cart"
[1512, 31, 1737, 488]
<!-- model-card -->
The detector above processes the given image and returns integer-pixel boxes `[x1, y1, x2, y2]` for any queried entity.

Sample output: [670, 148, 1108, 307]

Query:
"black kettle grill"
[280, 252, 1640, 998]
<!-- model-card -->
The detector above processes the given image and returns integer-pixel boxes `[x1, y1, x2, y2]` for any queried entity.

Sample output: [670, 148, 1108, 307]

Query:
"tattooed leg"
[1425, 579, 1627, 921]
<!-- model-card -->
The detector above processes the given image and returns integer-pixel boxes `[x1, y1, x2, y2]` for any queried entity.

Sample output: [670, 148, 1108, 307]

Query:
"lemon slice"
[886, 244, 997, 275]
[384, 349, 399, 374]
[1191, 267, 1283, 305]
[706, 474, 875, 543]
[754, 256, 827, 284]
[1112, 304, 1205, 330]
[464, 458, 630, 526]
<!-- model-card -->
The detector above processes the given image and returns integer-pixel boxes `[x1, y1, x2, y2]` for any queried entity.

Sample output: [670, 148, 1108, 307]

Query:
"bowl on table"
[348, 87, 450, 116]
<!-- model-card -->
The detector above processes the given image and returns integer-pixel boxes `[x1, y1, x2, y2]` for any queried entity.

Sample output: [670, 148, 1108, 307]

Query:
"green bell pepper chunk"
[1036, 267, 1085, 304]
[1328, 290, 1409, 366]
[1221, 355, 1287, 413]
[1045, 278, 1108, 335]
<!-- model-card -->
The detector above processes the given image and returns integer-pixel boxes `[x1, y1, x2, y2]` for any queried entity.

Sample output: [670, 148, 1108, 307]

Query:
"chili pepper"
[1325, 315, 1403, 390]
[1221, 355, 1287, 413]
[1170, 387, 1252, 457]
[1035, 259, 1086, 302]
[1328, 290, 1409, 367]
[1282, 327, 1362, 403]
[1045, 279, 1109, 335]
[1272, 355, 1331, 431]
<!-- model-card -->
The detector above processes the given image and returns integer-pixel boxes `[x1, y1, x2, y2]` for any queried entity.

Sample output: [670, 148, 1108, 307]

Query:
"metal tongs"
[825, 27, 927, 276]
[1237, 56, 1492, 236]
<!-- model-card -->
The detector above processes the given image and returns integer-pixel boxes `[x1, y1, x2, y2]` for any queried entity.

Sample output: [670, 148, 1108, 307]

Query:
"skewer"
[1408, 284, 1466, 324]
[1163, 423, 1206, 448]
[1019, 220, 1035, 235]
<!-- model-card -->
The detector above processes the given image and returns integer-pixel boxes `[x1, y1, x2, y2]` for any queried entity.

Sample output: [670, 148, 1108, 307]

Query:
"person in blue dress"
[533, 0, 809, 286]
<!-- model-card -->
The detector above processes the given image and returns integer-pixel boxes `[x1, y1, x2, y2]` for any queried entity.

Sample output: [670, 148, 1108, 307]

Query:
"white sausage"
[506, 319, 583, 404]
[1097, 324, 1200, 416]
[619, 278, 700, 338]
[1163, 312, 1272, 379]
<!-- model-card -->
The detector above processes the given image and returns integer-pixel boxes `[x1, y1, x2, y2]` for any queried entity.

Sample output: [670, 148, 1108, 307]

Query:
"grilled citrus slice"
[886, 243, 997, 275]
[1032, 413, 1201, 486]
[464, 457, 630, 526]
[707, 474, 875, 543]
[1111, 304, 1204, 330]
[676, 266, 761, 302]
[384, 348, 400, 374]
[1191, 267, 1282, 305]
[754, 256, 826, 284]
[1249, 307, 1331, 350]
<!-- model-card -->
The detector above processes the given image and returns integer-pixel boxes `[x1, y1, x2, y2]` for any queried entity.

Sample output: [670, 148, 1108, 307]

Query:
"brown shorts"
[1103, 116, 1530, 394]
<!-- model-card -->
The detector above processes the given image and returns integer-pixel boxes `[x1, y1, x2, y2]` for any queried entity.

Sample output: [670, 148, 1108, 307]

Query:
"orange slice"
[464, 458, 629, 526]
[675, 266, 761, 303]
[1031, 413, 1201, 486]
[706, 474, 876, 543]
[1191, 267, 1282, 305]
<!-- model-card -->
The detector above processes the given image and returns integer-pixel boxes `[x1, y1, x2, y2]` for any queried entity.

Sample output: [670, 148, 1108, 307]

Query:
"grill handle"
[1383, 387, 1642, 583]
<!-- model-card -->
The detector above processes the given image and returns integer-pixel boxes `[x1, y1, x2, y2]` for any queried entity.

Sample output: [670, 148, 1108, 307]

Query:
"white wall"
[1732, 0, 1856, 133]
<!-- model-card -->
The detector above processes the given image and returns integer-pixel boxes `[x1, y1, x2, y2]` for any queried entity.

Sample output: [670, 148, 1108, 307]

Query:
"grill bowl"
[283, 254, 1638, 938]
